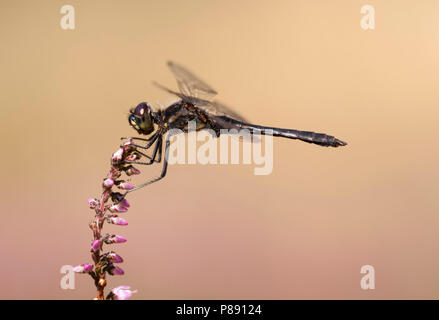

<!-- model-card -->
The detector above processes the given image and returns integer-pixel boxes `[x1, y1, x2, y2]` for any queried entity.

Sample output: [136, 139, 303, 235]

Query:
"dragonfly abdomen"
[292, 130, 347, 147]
[242, 123, 347, 148]
[212, 116, 347, 148]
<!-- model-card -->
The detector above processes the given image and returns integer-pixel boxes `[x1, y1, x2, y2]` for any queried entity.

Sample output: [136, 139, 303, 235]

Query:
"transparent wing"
[153, 81, 248, 123]
[152, 81, 212, 106]
[167, 61, 218, 101]
[157, 61, 249, 122]
[201, 100, 248, 123]
[152, 81, 188, 101]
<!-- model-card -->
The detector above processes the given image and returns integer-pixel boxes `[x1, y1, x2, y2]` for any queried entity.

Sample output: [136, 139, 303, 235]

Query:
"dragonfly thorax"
[128, 102, 155, 135]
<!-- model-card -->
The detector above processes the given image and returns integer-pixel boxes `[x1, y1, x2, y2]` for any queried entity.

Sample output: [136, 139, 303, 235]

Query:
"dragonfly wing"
[153, 81, 212, 106]
[196, 100, 248, 123]
[154, 81, 248, 122]
[167, 61, 218, 101]
[152, 81, 186, 100]
[162, 62, 249, 123]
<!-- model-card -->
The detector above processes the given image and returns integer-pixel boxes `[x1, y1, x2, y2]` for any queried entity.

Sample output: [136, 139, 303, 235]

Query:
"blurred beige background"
[1, 0, 438, 299]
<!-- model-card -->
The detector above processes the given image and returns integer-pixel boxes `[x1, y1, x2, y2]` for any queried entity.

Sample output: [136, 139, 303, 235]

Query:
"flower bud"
[108, 215, 128, 226]
[110, 286, 137, 300]
[125, 166, 141, 176]
[122, 139, 135, 152]
[103, 178, 114, 188]
[108, 265, 124, 276]
[111, 148, 124, 163]
[109, 198, 130, 213]
[88, 198, 99, 209]
[107, 251, 123, 263]
[109, 204, 128, 213]
[120, 198, 130, 208]
[117, 182, 134, 190]
[105, 234, 127, 244]
[125, 152, 140, 162]
[105, 251, 124, 263]
[91, 239, 101, 251]
[73, 263, 94, 273]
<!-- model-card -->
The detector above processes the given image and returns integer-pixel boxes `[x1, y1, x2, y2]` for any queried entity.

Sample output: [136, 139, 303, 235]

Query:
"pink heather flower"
[120, 198, 130, 208]
[88, 198, 99, 209]
[109, 198, 130, 213]
[106, 234, 127, 244]
[112, 148, 124, 163]
[109, 216, 128, 226]
[91, 239, 101, 251]
[111, 286, 137, 300]
[73, 264, 94, 273]
[123, 138, 134, 146]
[109, 203, 128, 213]
[124, 153, 140, 162]
[103, 178, 114, 188]
[107, 252, 124, 263]
[117, 182, 134, 190]
[122, 139, 135, 152]
[114, 235, 127, 243]
[125, 166, 141, 176]
[108, 265, 124, 276]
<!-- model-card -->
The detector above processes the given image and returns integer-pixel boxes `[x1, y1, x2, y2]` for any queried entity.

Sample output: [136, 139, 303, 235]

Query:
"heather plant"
[73, 139, 141, 300]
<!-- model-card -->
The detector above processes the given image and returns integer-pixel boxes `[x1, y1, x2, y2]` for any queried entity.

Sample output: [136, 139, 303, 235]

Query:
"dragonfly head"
[128, 102, 155, 135]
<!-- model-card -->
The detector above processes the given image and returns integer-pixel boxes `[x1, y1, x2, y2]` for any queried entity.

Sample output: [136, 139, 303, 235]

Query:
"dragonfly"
[123, 61, 347, 194]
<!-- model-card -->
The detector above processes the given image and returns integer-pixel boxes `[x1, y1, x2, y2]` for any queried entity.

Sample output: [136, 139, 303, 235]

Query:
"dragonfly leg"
[119, 131, 160, 164]
[133, 149, 153, 161]
[120, 135, 156, 142]
[143, 131, 160, 149]
[120, 131, 160, 151]
[122, 137, 162, 166]
[155, 138, 163, 163]
[123, 133, 172, 195]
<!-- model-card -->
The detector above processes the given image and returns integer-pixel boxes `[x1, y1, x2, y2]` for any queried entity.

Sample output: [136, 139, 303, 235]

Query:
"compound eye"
[134, 102, 148, 117]
[129, 115, 137, 127]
